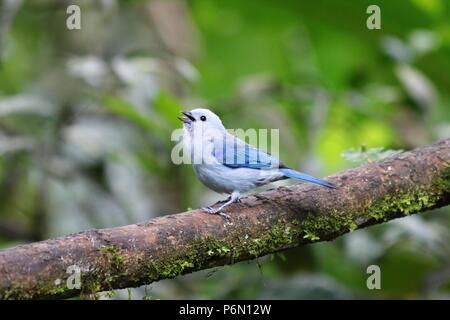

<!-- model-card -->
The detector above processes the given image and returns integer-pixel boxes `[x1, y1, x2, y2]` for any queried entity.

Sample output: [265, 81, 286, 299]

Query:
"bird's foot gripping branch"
[0, 139, 449, 299]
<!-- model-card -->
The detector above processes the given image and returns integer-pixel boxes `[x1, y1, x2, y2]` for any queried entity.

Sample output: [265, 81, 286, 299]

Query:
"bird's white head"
[178, 108, 226, 137]
[178, 108, 226, 164]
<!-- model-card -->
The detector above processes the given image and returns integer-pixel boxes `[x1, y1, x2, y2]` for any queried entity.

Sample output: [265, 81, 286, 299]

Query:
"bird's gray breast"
[193, 163, 234, 194]
[192, 163, 284, 194]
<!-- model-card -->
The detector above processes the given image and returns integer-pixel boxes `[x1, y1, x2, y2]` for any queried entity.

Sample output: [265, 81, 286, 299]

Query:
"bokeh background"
[0, 0, 449, 299]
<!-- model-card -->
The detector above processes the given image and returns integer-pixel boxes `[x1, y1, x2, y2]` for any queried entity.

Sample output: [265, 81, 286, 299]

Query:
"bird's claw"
[202, 206, 217, 214]
[202, 207, 231, 220]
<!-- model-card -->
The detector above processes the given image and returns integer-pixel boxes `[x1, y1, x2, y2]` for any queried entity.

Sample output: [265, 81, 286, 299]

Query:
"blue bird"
[178, 108, 336, 218]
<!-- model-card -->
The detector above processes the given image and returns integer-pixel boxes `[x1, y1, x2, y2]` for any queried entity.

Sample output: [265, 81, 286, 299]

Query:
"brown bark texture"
[0, 139, 449, 299]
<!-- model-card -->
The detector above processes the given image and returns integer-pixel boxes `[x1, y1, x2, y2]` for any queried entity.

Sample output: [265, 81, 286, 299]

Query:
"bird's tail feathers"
[280, 168, 336, 189]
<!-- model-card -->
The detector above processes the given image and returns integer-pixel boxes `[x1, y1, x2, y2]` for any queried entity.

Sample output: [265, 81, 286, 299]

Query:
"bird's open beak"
[178, 111, 195, 124]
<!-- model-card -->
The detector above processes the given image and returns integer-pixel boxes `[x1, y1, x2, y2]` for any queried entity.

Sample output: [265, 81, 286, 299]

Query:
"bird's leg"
[215, 192, 240, 212]
[202, 191, 240, 219]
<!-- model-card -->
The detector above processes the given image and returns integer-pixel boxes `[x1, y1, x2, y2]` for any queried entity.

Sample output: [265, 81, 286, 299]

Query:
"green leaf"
[341, 145, 403, 164]
[153, 91, 184, 127]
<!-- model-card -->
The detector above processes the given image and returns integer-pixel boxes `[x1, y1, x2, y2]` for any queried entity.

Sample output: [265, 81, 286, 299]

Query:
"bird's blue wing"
[212, 134, 280, 169]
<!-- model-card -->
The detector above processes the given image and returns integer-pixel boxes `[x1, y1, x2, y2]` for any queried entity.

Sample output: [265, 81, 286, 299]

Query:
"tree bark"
[0, 139, 449, 300]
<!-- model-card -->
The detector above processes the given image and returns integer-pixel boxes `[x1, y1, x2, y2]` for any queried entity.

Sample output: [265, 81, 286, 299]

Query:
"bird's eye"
[200, 115, 206, 121]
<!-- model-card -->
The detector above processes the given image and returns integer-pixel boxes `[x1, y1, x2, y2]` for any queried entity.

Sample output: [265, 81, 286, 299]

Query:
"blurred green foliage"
[0, 0, 449, 299]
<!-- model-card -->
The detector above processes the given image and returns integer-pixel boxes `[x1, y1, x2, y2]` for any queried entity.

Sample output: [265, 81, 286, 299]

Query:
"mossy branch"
[0, 139, 449, 299]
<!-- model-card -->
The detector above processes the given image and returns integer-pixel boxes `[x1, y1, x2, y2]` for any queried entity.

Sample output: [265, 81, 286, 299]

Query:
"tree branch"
[1, 139, 449, 299]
